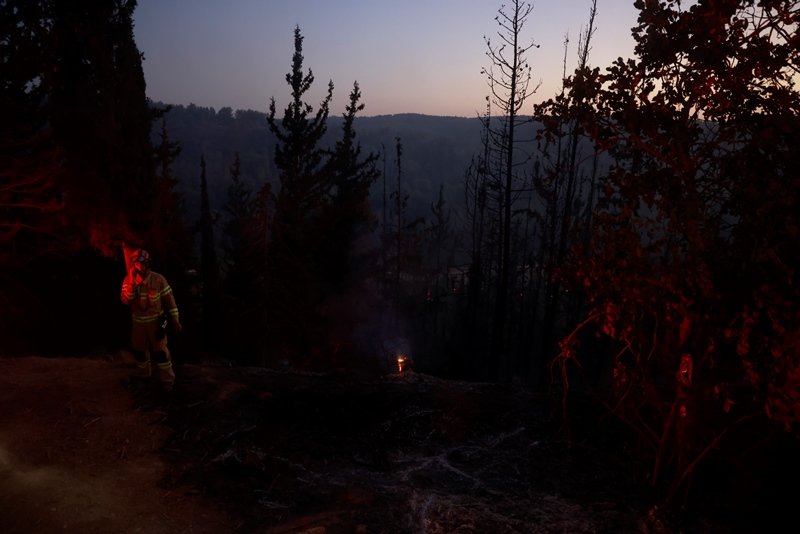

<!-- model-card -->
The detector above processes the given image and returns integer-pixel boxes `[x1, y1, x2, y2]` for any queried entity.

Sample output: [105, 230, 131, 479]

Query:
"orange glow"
[88, 221, 135, 257]
[397, 355, 406, 374]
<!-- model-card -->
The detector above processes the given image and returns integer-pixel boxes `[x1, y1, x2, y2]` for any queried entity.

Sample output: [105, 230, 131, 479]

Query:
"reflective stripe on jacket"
[121, 271, 179, 324]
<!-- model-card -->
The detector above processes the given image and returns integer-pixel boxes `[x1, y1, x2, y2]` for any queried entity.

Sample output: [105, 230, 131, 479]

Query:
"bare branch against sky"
[133, 0, 640, 117]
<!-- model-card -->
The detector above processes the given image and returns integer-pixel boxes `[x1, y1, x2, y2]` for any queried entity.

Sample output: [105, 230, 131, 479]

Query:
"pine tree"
[264, 26, 375, 364]
[390, 137, 408, 319]
[199, 154, 220, 346]
[151, 117, 191, 278]
[222, 152, 256, 282]
[264, 26, 333, 360]
[319, 82, 380, 294]
[220, 152, 266, 362]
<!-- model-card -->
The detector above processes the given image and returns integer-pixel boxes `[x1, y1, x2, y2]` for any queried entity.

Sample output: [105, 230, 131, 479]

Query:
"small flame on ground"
[397, 355, 406, 373]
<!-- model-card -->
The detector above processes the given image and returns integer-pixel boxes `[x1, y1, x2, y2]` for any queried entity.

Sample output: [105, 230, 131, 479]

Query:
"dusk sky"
[133, 0, 642, 118]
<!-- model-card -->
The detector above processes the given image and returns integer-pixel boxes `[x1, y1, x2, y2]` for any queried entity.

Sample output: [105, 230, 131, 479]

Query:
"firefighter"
[121, 248, 182, 390]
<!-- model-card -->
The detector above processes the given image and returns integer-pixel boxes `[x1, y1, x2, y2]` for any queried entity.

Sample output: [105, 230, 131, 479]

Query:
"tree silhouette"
[420, 183, 459, 370]
[265, 26, 333, 361]
[533, 0, 600, 382]
[1, 0, 169, 353]
[319, 82, 380, 295]
[461, 99, 495, 378]
[390, 137, 408, 320]
[222, 152, 256, 284]
[547, 0, 800, 519]
[47, 0, 157, 249]
[151, 117, 192, 279]
[481, 0, 540, 379]
[264, 26, 375, 365]
[221, 152, 266, 363]
[199, 154, 221, 347]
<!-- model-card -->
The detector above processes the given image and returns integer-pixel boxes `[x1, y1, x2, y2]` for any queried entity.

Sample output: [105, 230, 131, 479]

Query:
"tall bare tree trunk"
[482, 0, 539, 380]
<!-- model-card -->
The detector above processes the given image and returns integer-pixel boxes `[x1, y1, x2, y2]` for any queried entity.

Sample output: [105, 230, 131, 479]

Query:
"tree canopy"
[541, 0, 800, 509]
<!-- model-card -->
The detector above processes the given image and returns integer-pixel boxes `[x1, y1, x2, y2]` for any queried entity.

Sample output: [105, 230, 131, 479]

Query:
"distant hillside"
[154, 103, 564, 237]
[152, 104, 524, 228]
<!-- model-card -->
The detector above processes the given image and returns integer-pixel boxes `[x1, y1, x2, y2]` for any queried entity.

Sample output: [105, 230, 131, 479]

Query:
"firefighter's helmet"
[132, 248, 151, 269]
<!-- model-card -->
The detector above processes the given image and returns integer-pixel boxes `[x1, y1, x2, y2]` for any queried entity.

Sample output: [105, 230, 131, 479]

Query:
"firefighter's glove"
[122, 280, 137, 300]
[172, 320, 183, 334]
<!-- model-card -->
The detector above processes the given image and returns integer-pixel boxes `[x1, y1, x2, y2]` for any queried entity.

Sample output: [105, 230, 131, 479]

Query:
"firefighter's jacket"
[121, 270, 179, 325]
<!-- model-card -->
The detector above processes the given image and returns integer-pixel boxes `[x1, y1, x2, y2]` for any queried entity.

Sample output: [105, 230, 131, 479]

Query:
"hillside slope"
[0, 356, 232, 533]
[1, 354, 735, 533]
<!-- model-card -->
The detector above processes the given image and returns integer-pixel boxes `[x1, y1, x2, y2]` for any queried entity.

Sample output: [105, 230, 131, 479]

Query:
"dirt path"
[0, 356, 234, 534]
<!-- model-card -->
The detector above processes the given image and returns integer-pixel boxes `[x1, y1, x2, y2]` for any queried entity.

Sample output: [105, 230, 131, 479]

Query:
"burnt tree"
[480, 0, 540, 379]
[548, 0, 800, 524]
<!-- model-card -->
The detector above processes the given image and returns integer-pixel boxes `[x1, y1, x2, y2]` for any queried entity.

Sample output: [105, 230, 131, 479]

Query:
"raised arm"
[120, 274, 136, 305]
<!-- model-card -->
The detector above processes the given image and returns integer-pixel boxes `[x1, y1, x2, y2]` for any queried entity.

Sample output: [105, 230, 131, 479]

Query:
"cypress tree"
[264, 26, 376, 366]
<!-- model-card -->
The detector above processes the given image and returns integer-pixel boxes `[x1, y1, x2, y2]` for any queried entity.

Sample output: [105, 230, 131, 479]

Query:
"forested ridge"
[152, 107, 490, 237]
[2, 0, 799, 530]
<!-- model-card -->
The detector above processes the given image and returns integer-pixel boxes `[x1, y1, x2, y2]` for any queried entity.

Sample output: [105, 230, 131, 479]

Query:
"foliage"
[151, 117, 192, 278]
[532, 0, 600, 372]
[0, 0, 185, 353]
[263, 26, 378, 365]
[220, 152, 269, 363]
[318, 81, 380, 295]
[264, 26, 335, 361]
[198, 154, 222, 346]
[1, 0, 158, 258]
[0, 1, 63, 262]
[546, 0, 800, 511]
[150, 106, 485, 234]
[221, 152, 257, 284]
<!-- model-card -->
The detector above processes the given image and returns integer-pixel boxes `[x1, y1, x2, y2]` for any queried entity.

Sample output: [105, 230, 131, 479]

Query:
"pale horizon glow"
[133, 0, 641, 118]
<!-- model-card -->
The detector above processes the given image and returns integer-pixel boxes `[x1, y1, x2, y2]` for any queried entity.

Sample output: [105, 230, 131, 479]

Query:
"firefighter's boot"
[152, 350, 175, 391]
[133, 351, 151, 378]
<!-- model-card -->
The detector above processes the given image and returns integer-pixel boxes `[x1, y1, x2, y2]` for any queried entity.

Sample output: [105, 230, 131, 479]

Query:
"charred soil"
[0, 354, 782, 533]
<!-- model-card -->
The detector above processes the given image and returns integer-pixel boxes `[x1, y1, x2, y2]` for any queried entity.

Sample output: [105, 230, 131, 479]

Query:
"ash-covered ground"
[1, 355, 765, 533]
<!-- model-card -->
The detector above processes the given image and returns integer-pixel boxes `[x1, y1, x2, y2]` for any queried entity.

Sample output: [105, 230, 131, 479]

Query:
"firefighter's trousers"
[130, 318, 176, 386]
